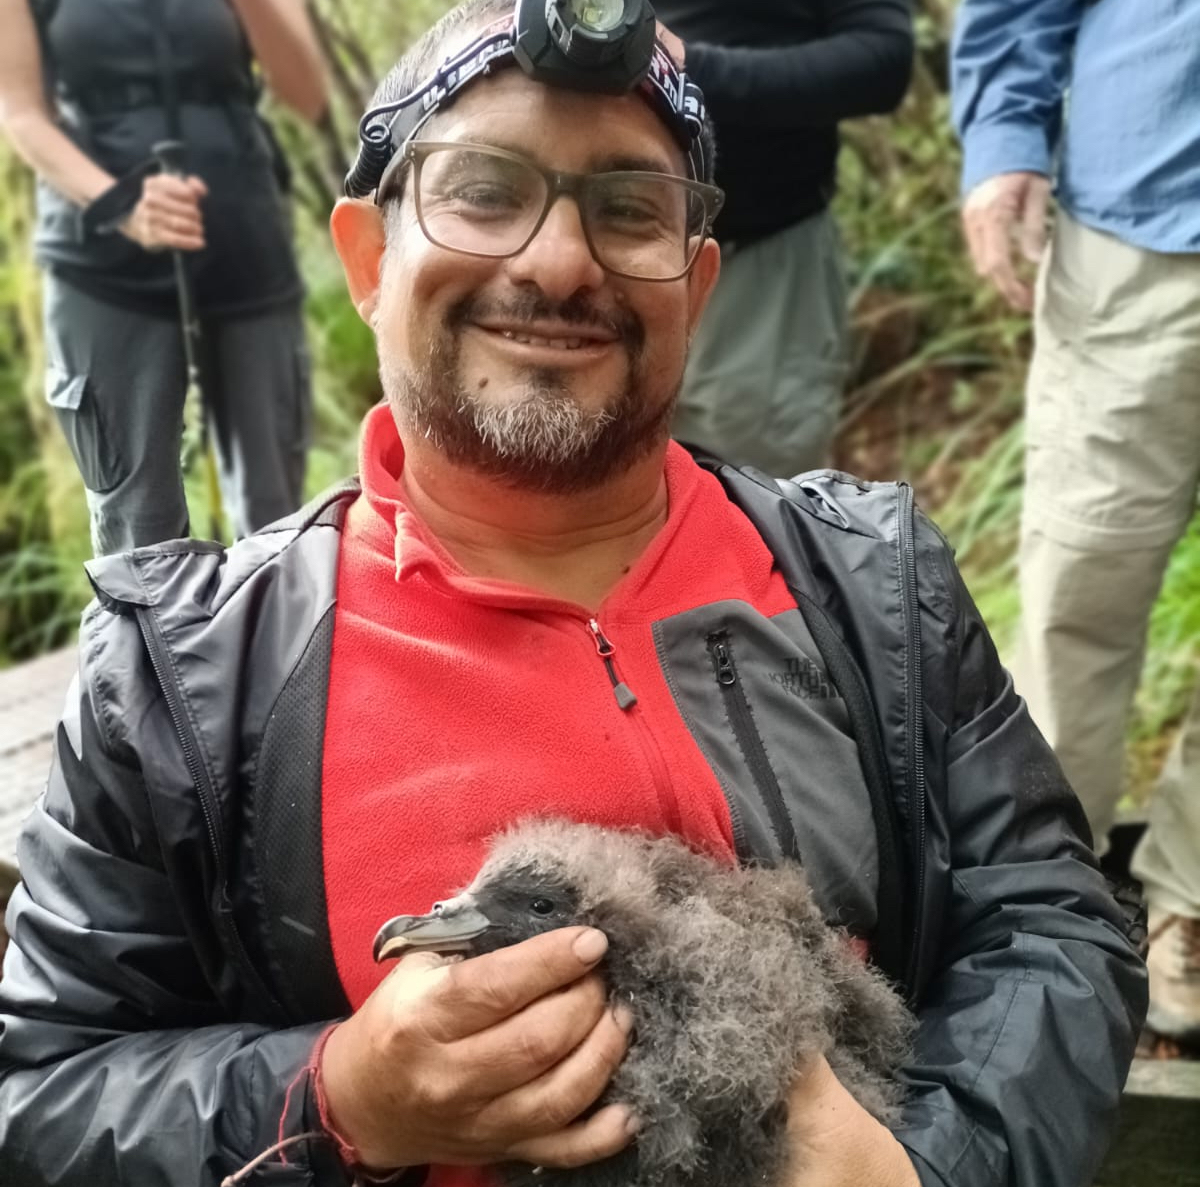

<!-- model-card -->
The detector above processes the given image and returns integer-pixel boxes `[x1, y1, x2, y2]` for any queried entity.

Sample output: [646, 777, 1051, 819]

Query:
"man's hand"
[119, 173, 208, 253]
[786, 1057, 919, 1187]
[962, 171, 1051, 312]
[318, 927, 637, 1174]
[655, 21, 685, 70]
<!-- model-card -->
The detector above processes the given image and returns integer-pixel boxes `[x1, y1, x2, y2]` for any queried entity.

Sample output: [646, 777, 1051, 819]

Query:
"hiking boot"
[1144, 907, 1200, 1044]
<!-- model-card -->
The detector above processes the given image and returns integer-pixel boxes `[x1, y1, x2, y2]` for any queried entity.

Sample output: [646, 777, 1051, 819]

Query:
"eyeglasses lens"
[414, 146, 705, 281]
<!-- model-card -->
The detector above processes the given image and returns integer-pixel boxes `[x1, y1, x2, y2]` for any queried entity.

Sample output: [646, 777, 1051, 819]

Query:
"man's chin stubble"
[383, 357, 678, 495]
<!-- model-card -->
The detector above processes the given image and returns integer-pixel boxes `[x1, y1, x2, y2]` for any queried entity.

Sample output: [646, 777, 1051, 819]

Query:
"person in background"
[952, 0, 1200, 1049]
[0, 0, 328, 554]
[655, 0, 913, 476]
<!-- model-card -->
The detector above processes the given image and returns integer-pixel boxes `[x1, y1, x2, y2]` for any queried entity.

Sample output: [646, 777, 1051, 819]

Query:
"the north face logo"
[770, 656, 834, 699]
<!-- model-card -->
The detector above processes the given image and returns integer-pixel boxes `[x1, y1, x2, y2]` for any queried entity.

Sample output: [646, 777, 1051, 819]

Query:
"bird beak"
[372, 893, 494, 962]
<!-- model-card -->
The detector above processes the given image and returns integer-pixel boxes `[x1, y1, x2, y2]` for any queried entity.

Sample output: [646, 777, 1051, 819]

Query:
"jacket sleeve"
[0, 603, 347, 1187]
[951, 0, 1086, 194]
[891, 515, 1147, 1187]
[683, 0, 913, 129]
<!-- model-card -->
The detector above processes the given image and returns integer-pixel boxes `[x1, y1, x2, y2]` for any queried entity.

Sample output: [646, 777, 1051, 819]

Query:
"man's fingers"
[144, 210, 206, 251]
[967, 206, 1030, 310]
[157, 233, 206, 252]
[1019, 177, 1050, 264]
[146, 173, 205, 204]
[476, 1001, 633, 1139]
[146, 193, 204, 219]
[137, 180, 207, 250]
[963, 172, 1049, 311]
[418, 928, 610, 1041]
[961, 209, 987, 278]
[506, 1102, 638, 1170]
[457, 974, 610, 1096]
[144, 190, 205, 223]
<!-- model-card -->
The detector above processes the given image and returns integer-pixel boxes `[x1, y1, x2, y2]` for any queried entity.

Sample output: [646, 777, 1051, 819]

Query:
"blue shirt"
[951, 0, 1200, 253]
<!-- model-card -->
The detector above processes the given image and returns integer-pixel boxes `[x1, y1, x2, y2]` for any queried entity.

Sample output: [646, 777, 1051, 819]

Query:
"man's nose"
[505, 195, 607, 299]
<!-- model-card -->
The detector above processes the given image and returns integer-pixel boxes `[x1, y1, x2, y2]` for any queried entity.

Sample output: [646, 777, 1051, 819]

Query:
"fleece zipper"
[586, 618, 638, 709]
[585, 618, 684, 834]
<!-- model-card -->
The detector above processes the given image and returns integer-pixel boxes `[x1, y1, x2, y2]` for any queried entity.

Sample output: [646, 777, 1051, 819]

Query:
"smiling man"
[0, 3, 1146, 1187]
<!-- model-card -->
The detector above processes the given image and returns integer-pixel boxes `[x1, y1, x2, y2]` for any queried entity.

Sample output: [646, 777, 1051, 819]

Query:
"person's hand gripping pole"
[151, 139, 224, 540]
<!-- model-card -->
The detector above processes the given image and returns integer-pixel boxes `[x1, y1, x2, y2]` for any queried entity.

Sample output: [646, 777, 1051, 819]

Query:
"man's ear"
[686, 237, 721, 336]
[330, 198, 387, 325]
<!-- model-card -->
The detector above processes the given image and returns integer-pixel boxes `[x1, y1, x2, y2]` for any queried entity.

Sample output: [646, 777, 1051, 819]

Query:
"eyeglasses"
[391, 141, 724, 282]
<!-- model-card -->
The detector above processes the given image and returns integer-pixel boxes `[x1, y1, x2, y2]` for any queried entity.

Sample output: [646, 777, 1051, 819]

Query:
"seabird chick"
[374, 820, 913, 1187]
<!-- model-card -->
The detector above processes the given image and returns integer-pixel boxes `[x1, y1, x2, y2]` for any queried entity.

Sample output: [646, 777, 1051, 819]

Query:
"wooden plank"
[1125, 1058, 1200, 1099]
[1096, 1058, 1200, 1187]
[0, 861, 16, 966]
[0, 646, 77, 878]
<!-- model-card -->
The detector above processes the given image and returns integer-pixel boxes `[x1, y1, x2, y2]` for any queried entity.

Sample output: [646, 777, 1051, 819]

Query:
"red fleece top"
[322, 405, 796, 1184]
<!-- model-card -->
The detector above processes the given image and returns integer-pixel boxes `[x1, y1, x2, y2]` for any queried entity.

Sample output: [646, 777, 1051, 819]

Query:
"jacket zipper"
[705, 631, 801, 863]
[134, 606, 286, 1019]
[587, 618, 638, 710]
[898, 484, 927, 992]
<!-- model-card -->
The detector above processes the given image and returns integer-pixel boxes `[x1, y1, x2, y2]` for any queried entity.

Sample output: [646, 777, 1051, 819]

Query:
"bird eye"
[530, 898, 556, 916]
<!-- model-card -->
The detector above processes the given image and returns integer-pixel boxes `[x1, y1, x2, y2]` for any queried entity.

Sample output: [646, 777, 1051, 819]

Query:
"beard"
[381, 290, 680, 494]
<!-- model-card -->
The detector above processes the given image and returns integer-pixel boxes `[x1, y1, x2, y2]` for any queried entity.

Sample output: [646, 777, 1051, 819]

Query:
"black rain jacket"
[0, 461, 1147, 1187]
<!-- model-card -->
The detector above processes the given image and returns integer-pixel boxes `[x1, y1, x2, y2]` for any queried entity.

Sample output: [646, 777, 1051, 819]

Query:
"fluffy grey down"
[396, 820, 915, 1187]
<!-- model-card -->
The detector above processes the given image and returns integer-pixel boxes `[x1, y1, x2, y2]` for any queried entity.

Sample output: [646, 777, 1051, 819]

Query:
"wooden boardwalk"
[0, 645, 77, 877]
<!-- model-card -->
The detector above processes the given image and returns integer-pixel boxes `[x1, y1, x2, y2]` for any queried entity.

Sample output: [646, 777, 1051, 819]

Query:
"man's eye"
[598, 198, 658, 224]
[530, 898, 557, 916]
[448, 183, 523, 211]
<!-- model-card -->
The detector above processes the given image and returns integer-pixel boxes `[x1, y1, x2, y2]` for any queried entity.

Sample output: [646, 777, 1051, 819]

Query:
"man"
[952, 0, 1200, 1046]
[655, 0, 912, 476]
[0, 3, 1144, 1185]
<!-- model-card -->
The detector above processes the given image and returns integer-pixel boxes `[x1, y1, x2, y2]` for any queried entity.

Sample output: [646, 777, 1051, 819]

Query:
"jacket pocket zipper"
[706, 631, 801, 863]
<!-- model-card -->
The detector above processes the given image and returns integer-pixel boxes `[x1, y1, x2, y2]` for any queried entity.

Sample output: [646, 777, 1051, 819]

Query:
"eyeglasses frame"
[389, 140, 725, 283]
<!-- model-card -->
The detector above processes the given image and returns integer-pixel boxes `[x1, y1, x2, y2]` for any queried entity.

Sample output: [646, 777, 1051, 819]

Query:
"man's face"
[367, 67, 719, 493]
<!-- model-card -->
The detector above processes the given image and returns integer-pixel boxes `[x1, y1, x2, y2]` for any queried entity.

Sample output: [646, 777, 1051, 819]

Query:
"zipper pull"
[587, 617, 615, 658]
[587, 618, 638, 710]
[712, 640, 736, 685]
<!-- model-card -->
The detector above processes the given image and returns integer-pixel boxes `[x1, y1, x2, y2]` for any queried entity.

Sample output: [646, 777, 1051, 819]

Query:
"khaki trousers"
[1013, 210, 1200, 913]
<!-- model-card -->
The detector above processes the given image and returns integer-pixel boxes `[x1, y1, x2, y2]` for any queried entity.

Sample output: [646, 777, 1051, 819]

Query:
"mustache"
[447, 292, 645, 352]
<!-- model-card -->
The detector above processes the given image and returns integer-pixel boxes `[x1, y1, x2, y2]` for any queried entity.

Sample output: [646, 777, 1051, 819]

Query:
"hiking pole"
[152, 139, 224, 541]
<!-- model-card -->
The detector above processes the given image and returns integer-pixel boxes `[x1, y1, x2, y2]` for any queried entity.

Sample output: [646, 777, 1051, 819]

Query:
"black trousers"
[43, 274, 312, 555]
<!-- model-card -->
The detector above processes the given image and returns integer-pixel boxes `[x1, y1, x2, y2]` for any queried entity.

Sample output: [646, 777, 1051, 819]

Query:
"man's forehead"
[417, 54, 685, 176]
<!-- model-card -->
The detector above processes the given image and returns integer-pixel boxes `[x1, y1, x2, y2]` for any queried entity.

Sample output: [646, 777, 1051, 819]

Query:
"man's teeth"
[498, 329, 590, 350]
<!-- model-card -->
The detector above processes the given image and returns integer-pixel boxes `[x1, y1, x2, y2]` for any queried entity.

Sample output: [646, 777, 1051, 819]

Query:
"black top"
[655, 0, 913, 244]
[30, 0, 302, 318]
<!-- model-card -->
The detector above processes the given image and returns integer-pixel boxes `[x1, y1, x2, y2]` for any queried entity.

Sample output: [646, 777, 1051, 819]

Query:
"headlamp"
[514, 0, 655, 87]
[344, 0, 710, 201]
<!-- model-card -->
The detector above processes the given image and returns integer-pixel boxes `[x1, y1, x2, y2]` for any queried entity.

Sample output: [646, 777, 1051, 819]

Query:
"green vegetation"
[0, 0, 1195, 801]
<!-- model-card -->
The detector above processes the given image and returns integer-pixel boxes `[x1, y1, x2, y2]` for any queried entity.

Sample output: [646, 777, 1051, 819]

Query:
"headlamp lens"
[568, 0, 626, 34]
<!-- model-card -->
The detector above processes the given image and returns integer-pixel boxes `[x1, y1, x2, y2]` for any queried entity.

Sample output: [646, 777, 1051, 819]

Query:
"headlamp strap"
[345, 20, 710, 199]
